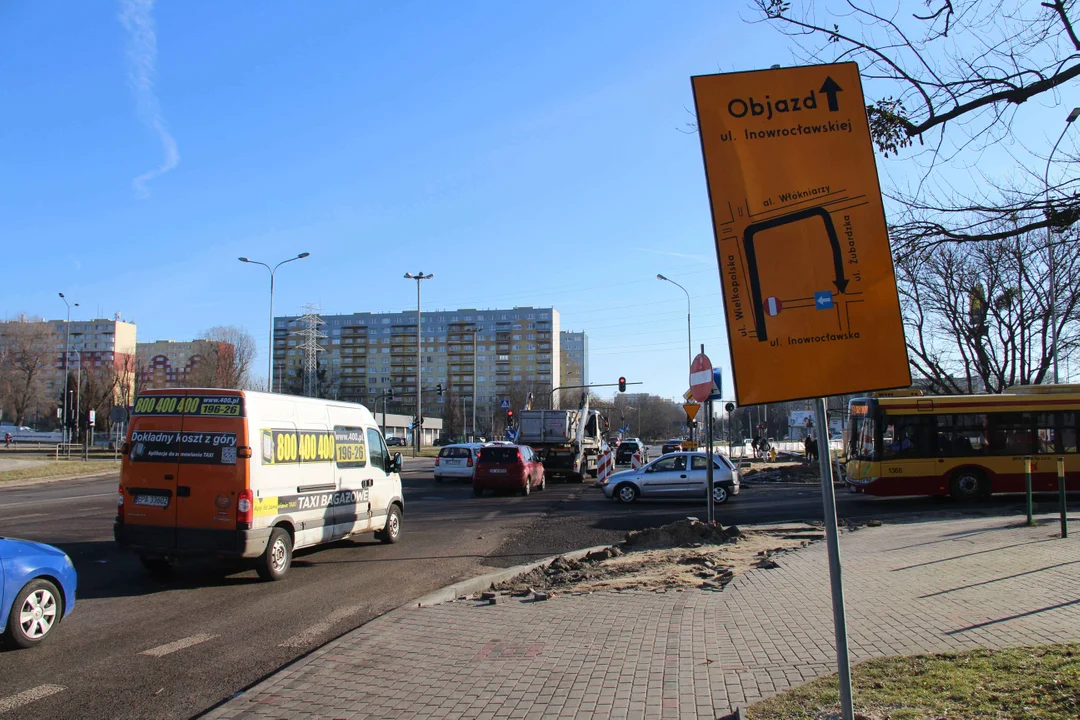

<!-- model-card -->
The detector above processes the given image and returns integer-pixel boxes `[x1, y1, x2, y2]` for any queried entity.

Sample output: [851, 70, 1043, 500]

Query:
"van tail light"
[467, 456, 473, 467]
[237, 489, 253, 529]
[117, 486, 125, 521]
[435, 456, 440, 466]
[237, 446, 253, 459]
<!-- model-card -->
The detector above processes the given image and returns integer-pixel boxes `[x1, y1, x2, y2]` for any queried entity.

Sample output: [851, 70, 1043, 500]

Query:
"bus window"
[1064, 412, 1077, 453]
[882, 414, 933, 459]
[850, 412, 876, 459]
[989, 412, 1035, 455]
[936, 413, 988, 456]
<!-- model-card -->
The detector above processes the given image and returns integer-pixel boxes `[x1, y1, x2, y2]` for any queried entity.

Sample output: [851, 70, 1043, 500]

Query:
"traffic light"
[618, 376, 626, 392]
[387, 387, 394, 401]
[436, 383, 443, 397]
[506, 409, 514, 425]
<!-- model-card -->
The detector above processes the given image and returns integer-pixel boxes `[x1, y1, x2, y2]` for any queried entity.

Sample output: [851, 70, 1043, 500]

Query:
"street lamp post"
[1044, 107, 1080, 384]
[58, 293, 78, 444]
[238, 253, 311, 393]
[658, 274, 693, 441]
[405, 272, 434, 454]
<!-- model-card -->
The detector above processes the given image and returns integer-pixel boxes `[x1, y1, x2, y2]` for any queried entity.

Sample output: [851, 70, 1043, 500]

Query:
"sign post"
[691, 62, 915, 720]
[690, 349, 715, 524]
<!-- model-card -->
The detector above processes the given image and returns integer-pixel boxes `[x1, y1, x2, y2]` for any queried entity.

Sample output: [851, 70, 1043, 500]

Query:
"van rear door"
[123, 393, 186, 550]
[175, 392, 247, 553]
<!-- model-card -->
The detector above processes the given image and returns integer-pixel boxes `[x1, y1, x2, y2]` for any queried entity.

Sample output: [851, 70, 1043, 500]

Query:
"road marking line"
[279, 605, 363, 648]
[1, 513, 48, 521]
[1, 492, 114, 509]
[482, 510, 499, 521]
[0, 685, 65, 713]
[140, 633, 219, 657]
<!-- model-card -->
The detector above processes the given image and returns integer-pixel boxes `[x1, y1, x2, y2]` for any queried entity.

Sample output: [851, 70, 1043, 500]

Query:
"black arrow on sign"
[820, 76, 843, 112]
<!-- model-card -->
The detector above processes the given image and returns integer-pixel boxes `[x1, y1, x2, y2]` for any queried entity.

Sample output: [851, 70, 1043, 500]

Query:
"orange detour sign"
[691, 62, 910, 406]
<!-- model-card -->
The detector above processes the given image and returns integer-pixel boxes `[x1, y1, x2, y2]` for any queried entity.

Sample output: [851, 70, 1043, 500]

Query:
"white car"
[434, 443, 488, 482]
[601, 451, 740, 504]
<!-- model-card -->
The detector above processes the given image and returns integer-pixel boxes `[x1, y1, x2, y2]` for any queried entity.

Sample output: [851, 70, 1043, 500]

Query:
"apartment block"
[560, 330, 589, 390]
[272, 307, 562, 413]
[135, 339, 232, 390]
[0, 314, 137, 421]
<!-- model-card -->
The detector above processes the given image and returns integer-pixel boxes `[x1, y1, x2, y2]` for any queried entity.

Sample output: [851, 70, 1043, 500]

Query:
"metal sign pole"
[814, 397, 853, 720]
[706, 398, 715, 524]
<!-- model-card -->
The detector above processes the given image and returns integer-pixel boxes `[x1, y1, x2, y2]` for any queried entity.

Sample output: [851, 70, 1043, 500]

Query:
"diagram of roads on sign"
[719, 189, 869, 343]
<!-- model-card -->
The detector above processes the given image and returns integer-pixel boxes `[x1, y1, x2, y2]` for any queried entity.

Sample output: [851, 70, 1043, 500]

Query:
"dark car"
[473, 445, 546, 496]
[386, 437, 407, 447]
[661, 439, 684, 455]
[615, 439, 648, 466]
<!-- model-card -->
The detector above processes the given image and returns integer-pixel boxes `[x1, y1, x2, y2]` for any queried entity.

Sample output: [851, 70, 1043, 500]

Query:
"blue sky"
[1, 2, 1072, 401]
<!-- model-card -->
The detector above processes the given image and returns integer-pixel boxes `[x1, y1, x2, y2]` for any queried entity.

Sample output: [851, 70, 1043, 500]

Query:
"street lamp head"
[58, 292, 64, 298]
[424, 273, 434, 280]
[657, 274, 667, 281]
[404, 273, 415, 279]
[238, 257, 250, 263]
[1067, 107, 1080, 123]
[297, 252, 310, 259]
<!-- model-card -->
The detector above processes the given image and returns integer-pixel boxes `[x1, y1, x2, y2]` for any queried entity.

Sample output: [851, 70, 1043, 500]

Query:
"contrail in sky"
[119, 0, 178, 197]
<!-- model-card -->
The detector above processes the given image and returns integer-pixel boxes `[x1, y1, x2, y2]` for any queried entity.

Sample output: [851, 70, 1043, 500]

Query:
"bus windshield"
[848, 401, 875, 459]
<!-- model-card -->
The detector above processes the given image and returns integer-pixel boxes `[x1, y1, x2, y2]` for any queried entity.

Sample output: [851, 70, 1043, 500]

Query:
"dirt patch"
[740, 460, 822, 484]
[491, 518, 817, 596]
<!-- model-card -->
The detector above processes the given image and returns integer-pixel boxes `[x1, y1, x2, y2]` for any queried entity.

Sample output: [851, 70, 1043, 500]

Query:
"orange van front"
[115, 389, 268, 559]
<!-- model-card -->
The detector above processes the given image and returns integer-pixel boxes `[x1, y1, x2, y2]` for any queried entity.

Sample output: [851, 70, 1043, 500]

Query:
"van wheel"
[950, 469, 988, 502]
[378, 505, 402, 544]
[256, 527, 292, 581]
[140, 555, 173, 577]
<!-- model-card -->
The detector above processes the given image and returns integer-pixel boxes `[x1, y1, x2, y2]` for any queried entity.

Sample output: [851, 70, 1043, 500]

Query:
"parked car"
[473, 445, 546, 496]
[386, 436, 408, 447]
[434, 443, 487, 482]
[661, 438, 684, 454]
[614, 439, 648, 466]
[1, 538, 77, 648]
[601, 451, 740, 505]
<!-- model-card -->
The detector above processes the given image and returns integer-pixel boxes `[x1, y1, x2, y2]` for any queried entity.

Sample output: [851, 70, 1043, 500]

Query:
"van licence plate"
[134, 495, 170, 508]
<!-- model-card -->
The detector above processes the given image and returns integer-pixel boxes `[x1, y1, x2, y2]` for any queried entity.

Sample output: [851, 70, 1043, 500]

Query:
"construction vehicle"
[517, 392, 608, 482]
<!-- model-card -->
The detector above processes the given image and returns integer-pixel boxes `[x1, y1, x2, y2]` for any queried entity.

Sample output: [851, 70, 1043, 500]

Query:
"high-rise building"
[0, 314, 136, 425]
[559, 330, 589, 391]
[135, 339, 233, 390]
[271, 307, 563, 417]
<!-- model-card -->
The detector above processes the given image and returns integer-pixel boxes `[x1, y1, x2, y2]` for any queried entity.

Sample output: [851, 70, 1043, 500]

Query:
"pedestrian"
[803, 433, 811, 459]
[752, 435, 762, 459]
[807, 435, 818, 463]
[4, 432, 11, 448]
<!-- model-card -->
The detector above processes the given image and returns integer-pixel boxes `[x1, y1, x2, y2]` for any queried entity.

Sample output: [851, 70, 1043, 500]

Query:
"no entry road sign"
[689, 353, 714, 403]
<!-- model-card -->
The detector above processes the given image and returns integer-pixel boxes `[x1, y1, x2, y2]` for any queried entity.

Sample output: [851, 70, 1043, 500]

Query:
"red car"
[473, 445, 546, 496]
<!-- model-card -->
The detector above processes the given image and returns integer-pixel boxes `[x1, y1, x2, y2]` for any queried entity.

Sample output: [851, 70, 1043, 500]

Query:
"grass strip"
[0, 460, 122, 483]
[747, 643, 1080, 720]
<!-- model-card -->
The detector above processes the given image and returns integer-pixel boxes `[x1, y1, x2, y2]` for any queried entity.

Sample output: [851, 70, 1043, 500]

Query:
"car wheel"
[255, 527, 292, 581]
[539, 472, 546, 491]
[379, 504, 402, 544]
[522, 479, 531, 496]
[950, 470, 988, 501]
[712, 484, 730, 504]
[140, 555, 173, 576]
[4, 579, 62, 648]
[614, 483, 639, 504]
[473, 486, 483, 497]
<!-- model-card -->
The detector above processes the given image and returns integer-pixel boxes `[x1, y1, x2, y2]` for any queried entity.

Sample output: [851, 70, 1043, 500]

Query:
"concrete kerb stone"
[403, 544, 614, 609]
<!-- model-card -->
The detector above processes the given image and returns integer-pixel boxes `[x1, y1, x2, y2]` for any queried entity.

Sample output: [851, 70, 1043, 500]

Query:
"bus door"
[880, 413, 938, 492]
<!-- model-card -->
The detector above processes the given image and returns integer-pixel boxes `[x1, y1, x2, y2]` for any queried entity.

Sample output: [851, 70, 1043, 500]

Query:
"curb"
[403, 544, 614, 609]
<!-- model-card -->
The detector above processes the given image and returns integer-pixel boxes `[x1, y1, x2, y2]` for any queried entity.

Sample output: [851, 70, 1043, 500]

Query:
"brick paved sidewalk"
[206, 514, 1080, 720]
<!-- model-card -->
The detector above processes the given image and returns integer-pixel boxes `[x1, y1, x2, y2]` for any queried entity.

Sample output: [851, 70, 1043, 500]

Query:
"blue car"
[1, 538, 77, 648]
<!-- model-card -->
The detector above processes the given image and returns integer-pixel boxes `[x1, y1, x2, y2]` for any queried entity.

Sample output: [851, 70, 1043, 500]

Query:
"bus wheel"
[950, 470, 988, 502]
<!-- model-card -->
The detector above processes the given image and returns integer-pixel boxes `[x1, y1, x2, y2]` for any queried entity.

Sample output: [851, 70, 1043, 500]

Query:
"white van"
[115, 389, 404, 580]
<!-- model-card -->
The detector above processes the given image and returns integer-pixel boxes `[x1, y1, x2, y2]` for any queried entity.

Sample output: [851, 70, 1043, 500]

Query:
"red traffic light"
[506, 410, 514, 417]
[618, 376, 627, 392]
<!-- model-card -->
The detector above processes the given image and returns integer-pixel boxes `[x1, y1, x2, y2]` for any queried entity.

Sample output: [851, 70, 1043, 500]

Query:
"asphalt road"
[1, 458, 1069, 719]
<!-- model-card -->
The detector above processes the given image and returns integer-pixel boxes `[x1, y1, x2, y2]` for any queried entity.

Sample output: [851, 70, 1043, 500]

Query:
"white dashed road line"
[1, 492, 114, 509]
[0, 513, 48, 521]
[140, 633, 219, 657]
[0, 685, 65, 713]
[279, 605, 364, 649]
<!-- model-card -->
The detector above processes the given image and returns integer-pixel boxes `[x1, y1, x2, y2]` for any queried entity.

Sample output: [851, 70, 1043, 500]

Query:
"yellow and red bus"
[845, 385, 1079, 500]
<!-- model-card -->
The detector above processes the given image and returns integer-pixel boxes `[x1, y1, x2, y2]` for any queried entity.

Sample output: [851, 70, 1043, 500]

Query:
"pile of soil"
[740, 460, 821, 484]
[490, 519, 816, 596]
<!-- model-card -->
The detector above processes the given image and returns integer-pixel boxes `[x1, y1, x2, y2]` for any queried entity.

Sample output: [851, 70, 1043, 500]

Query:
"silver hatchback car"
[434, 443, 488, 482]
[601, 451, 740, 504]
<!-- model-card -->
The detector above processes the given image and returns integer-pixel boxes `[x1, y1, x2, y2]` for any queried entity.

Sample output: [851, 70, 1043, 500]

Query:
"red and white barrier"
[631, 450, 643, 469]
[597, 448, 614, 484]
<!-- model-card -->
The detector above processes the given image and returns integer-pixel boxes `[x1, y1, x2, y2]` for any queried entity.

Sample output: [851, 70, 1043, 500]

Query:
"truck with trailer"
[516, 393, 608, 482]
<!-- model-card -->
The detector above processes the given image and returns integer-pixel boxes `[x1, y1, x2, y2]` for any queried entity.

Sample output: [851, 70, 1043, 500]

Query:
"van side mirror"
[120, 442, 130, 455]
[387, 452, 402, 474]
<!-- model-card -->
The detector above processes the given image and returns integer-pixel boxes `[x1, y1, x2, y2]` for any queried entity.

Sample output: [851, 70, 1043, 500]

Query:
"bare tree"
[753, 0, 1080, 253]
[197, 326, 256, 389]
[0, 320, 54, 426]
[897, 224, 1080, 392]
